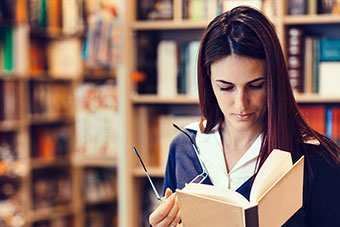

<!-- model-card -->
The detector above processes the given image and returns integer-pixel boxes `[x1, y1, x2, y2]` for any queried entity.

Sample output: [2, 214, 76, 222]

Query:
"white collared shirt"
[186, 122, 262, 191]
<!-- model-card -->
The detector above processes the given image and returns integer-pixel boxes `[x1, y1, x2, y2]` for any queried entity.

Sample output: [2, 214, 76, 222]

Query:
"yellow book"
[176, 149, 304, 227]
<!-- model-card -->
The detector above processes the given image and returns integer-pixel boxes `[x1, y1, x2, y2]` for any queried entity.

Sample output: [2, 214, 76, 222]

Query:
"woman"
[149, 6, 340, 227]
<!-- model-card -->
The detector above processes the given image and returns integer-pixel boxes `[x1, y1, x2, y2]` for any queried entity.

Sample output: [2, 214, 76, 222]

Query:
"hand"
[149, 188, 181, 227]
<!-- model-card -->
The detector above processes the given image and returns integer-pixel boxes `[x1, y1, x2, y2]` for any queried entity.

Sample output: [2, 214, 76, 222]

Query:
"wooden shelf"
[29, 114, 74, 125]
[30, 158, 71, 169]
[132, 19, 210, 30]
[29, 205, 74, 222]
[295, 93, 340, 103]
[132, 94, 199, 104]
[84, 195, 117, 206]
[72, 157, 118, 167]
[284, 14, 340, 25]
[0, 120, 21, 132]
[133, 167, 165, 178]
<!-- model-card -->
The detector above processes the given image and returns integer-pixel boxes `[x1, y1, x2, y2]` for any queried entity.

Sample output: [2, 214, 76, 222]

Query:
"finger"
[164, 188, 173, 199]
[157, 194, 179, 226]
[149, 193, 176, 224]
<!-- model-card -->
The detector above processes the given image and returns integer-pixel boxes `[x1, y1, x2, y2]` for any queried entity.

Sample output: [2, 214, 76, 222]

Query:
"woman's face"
[210, 55, 267, 132]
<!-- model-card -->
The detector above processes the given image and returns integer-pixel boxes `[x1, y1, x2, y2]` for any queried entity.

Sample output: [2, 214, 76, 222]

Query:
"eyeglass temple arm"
[172, 123, 208, 175]
[132, 146, 162, 201]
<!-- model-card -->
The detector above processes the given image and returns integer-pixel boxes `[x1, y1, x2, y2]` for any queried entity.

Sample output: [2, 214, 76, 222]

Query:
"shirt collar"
[185, 121, 262, 173]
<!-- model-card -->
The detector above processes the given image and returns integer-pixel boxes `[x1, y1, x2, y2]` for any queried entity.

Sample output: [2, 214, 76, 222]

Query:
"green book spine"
[3, 27, 13, 74]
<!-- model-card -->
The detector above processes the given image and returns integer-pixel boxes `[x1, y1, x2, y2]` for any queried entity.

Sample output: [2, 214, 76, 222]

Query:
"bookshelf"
[0, 0, 122, 226]
[122, 0, 340, 226]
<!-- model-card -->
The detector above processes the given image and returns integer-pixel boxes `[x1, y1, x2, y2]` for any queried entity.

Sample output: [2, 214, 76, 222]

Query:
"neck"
[220, 123, 262, 150]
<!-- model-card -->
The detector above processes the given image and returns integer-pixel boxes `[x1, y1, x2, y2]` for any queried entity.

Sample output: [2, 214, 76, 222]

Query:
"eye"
[219, 86, 234, 91]
[248, 83, 265, 90]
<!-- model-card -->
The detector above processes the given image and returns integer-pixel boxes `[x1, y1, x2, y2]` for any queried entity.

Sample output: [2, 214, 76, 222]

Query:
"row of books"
[0, 132, 26, 177]
[299, 105, 340, 145]
[137, 0, 272, 21]
[32, 169, 72, 210]
[28, 0, 84, 35]
[31, 125, 70, 160]
[33, 216, 73, 227]
[0, 0, 27, 23]
[157, 40, 200, 97]
[0, 24, 29, 76]
[182, 0, 271, 20]
[0, 198, 25, 227]
[75, 83, 118, 160]
[30, 82, 71, 117]
[0, 80, 20, 122]
[287, 0, 340, 15]
[287, 27, 340, 95]
[151, 114, 200, 168]
[30, 38, 83, 78]
[83, 7, 120, 70]
[86, 206, 117, 227]
[83, 168, 117, 203]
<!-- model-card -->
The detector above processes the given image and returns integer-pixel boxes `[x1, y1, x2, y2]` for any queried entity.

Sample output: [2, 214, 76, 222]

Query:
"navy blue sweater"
[163, 129, 340, 226]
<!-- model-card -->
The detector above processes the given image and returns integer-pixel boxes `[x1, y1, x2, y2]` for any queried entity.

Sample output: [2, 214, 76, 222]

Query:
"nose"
[234, 89, 248, 112]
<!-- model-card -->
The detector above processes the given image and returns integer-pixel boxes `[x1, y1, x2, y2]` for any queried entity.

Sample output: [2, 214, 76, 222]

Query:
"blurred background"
[1, 0, 340, 226]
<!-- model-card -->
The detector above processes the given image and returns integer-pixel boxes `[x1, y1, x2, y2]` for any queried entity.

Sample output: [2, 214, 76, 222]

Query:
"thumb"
[164, 188, 173, 199]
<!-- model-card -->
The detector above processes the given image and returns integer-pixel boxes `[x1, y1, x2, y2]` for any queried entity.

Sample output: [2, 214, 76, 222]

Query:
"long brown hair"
[197, 6, 339, 171]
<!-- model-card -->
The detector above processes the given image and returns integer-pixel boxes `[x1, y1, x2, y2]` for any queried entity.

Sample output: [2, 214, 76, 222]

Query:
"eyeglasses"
[132, 123, 209, 201]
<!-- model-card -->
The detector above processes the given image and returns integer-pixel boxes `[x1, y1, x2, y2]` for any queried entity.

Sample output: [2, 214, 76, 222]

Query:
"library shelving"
[0, 0, 122, 226]
[121, 0, 340, 226]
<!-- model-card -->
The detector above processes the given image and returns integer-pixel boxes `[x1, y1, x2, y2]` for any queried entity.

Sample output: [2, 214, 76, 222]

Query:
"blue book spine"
[313, 38, 320, 93]
[326, 107, 332, 138]
[320, 38, 340, 61]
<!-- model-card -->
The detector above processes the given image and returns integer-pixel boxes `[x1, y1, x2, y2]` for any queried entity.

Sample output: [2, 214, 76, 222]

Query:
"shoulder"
[303, 143, 339, 173]
[301, 144, 340, 226]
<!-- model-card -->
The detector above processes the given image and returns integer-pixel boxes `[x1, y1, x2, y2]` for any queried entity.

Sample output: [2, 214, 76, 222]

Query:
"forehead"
[210, 55, 265, 82]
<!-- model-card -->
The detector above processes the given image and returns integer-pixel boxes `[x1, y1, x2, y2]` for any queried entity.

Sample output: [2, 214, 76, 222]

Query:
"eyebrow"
[215, 77, 266, 85]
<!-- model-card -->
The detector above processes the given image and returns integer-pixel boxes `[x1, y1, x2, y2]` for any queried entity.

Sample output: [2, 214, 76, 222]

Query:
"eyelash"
[219, 83, 264, 91]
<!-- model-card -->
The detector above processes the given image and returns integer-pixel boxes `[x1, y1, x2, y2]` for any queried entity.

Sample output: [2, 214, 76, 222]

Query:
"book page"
[257, 156, 304, 227]
[250, 149, 292, 203]
[181, 183, 252, 208]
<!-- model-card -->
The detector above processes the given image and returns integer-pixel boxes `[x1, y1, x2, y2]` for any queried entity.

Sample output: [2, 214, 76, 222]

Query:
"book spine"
[287, 28, 304, 93]
[287, 0, 307, 15]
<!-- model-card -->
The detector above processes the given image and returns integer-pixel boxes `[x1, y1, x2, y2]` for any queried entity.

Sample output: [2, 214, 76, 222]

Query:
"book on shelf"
[0, 0, 27, 23]
[47, 38, 82, 79]
[30, 82, 71, 117]
[287, 0, 307, 15]
[176, 149, 304, 227]
[299, 104, 326, 135]
[75, 83, 118, 161]
[222, 0, 263, 12]
[32, 126, 70, 160]
[158, 114, 200, 168]
[28, 0, 84, 34]
[287, 27, 304, 93]
[137, 0, 173, 20]
[0, 24, 29, 76]
[157, 40, 177, 97]
[32, 169, 72, 210]
[83, 168, 117, 203]
[156, 40, 200, 97]
[0, 80, 20, 121]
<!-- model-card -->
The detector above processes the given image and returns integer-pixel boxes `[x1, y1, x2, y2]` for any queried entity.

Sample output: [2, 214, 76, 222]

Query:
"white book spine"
[187, 41, 200, 97]
[157, 41, 178, 97]
[319, 62, 340, 95]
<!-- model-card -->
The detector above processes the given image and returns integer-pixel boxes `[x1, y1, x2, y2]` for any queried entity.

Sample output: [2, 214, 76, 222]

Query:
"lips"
[234, 113, 254, 120]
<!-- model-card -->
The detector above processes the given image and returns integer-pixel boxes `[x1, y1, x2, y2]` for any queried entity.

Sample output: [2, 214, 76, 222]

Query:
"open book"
[176, 149, 304, 227]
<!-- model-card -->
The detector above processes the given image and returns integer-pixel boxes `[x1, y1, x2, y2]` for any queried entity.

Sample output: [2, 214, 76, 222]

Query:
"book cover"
[157, 40, 177, 97]
[319, 62, 340, 96]
[287, 0, 307, 15]
[176, 149, 304, 227]
[320, 38, 340, 61]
